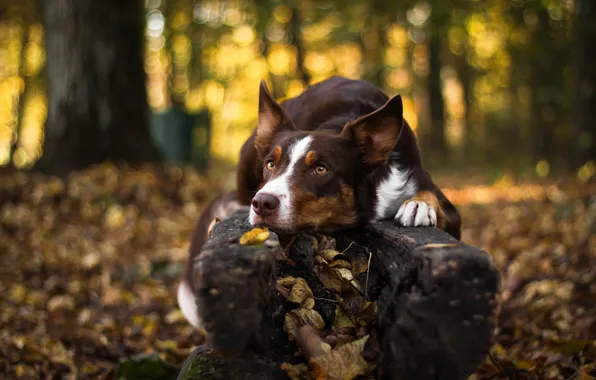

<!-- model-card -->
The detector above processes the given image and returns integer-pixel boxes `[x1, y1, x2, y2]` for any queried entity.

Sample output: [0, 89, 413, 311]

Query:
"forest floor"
[0, 163, 595, 379]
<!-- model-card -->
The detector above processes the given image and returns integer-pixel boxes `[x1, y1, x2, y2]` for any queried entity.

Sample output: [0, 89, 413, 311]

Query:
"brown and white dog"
[178, 76, 461, 329]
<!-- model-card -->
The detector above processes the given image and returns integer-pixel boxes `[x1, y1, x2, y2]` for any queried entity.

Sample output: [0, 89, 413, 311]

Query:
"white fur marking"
[395, 200, 437, 227]
[249, 136, 313, 225]
[373, 165, 417, 220]
[177, 280, 203, 329]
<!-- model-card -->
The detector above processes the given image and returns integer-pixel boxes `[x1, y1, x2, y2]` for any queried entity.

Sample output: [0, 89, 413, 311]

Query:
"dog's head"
[249, 80, 404, 232]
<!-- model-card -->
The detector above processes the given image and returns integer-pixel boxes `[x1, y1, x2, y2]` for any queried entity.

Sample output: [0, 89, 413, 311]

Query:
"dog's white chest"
[373, 165, 417, 220]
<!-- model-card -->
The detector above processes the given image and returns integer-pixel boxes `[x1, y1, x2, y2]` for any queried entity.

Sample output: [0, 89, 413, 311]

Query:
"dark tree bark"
[427, 31, 447, 164]
[359, 15, 387, 89]
[179, 210, 501, 380]
[253, 0, 285, 99]
[287, 1, 310, 86]
[574, 0, 596, 165]
[528, 9, 565, 166]
[36, 0, 159, 176]
[453, 45, 473, 164]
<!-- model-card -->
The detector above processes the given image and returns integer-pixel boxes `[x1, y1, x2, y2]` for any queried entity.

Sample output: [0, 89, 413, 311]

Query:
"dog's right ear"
[255, 80, 293, 158]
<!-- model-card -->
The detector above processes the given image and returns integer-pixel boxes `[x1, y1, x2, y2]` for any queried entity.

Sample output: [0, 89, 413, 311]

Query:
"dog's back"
[280, 76, 389, 133]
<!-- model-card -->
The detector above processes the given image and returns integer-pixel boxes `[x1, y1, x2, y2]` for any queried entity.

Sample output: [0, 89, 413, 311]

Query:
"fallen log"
[178, 209, 501, 380]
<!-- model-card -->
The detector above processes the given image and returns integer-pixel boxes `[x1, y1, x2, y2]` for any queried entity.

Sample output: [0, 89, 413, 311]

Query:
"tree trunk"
[574, 0, 596, 165]
[359, 13, 387, 89]
[179, 209, 501, 380]
[287, 1, 310, 86]
[427, 31, 447, 164]
[36, 0, 158, 177]
[454, 47, 473, 164]
[528, 9, 563, 166]
[253, 0, 285, 99]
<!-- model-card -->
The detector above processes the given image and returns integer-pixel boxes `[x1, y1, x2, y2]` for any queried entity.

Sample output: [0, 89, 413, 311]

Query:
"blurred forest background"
[0, 0, 594, 179]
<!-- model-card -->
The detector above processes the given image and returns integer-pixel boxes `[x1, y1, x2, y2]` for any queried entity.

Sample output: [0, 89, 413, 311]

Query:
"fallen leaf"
[333, 306, 357, 330]
[276, 276, 316, 309]
[310, 335, 373, 380]
[421, 243, 458, 249]
[207, 217, 220, 237]
[327, 260, 352, 269]
[239, 228, 270, 245]
[47, 295, 75, 311]
[350, 256, 369, 276]
[281, 362, 311, 380]
[318, 250, 344, 263]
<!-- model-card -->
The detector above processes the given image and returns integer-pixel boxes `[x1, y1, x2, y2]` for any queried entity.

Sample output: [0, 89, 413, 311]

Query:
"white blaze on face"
[249, 136, 312, 226]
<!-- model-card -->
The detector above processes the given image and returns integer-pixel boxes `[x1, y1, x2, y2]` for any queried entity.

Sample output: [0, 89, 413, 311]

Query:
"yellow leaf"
[333, 307, 356, 330]
[421, 243, 458, 249]
[156, 339, 179, 351]
[514, 359, 536, 371]
[281, 362, 311, 380]
[15, 365, 24, 377]
[276, 276, 316, 309]
[48, 295, 75, 311]
[240, 228, 270, 245]
[310, 335, 373, 380]
[207, 217, 220, 237]
[284, 308, 326, 341]
[327, 260, 352, 269]
[315, 267, 343, 292]
[318, 249, 343, 262]
[9, 284, 26, 303]
[334, 268, 354, 281]
[165, 309, 186, 324]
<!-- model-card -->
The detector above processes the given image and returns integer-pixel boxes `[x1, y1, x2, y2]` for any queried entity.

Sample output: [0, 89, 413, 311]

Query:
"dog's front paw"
[394, 200, 437, 227]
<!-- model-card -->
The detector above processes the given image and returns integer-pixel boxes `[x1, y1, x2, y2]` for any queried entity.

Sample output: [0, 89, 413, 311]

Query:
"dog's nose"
[251, 193, 280, 216]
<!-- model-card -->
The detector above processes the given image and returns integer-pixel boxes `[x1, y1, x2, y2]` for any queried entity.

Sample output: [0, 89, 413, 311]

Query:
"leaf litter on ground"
[1, 165, 595, 379]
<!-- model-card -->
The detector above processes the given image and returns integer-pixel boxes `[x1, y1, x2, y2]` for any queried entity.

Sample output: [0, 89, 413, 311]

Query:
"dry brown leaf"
[327, 260, 352, 269]
[358, 301, 377, 325]
[239, 227, 270, 245]
[315, 267, 355, 293]
[281, 362, 312, 380]
[350, 256, 369, 276]
[315, 267, 343, 292]
[276, 276, 316, 309]
[284, 308, 326, 341]
[207, 217, 220, 237]
[47, 295, 75, 311]
[333, 306, 357, 330]
[421, 243, 458, 249]
[318, 249, 344, 262]
[310, 335, 372, 380]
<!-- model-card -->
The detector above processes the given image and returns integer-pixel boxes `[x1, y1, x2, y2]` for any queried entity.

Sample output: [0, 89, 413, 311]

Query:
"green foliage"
[116, 353, 178, 380]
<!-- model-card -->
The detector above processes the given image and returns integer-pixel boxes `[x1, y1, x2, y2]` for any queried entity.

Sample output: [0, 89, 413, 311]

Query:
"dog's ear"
[341, 94, 403, 165]
[255, 80, 293, 157]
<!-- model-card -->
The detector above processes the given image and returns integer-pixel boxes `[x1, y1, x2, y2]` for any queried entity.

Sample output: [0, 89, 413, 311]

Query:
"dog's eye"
[265, 160, 275, 171]
[314, 164, 328, 175]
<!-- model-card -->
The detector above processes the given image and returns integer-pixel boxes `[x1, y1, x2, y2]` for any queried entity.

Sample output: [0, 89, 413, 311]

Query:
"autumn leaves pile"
[239, 228, 378, 380]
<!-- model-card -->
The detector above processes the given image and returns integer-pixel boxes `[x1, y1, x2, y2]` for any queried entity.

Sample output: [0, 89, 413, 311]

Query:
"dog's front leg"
[393, 169, 462, 239]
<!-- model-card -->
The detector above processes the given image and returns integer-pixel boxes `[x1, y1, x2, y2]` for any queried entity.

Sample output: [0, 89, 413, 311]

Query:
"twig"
[364, 248, 372, 301]
[313, 297, 339, 303]
[341, 241, 355, 253]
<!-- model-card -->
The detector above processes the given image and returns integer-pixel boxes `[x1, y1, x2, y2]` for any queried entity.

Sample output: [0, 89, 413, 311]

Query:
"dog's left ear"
[341, 94, 404, 165]
[255, 80, 293, 158]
